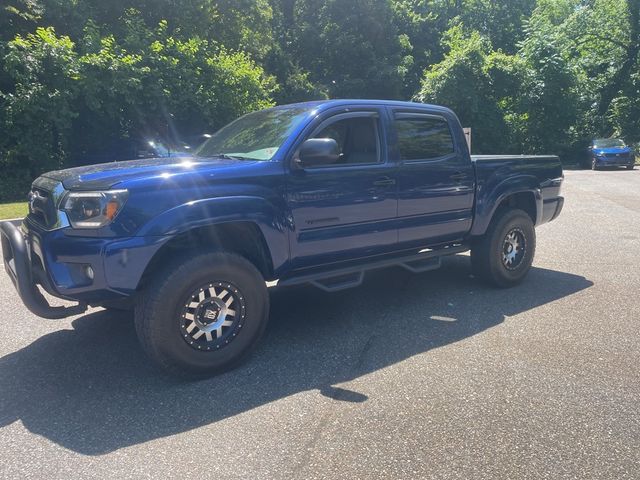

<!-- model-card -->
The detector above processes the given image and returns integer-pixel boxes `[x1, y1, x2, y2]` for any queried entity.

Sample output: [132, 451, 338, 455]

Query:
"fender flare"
[136, 196, 290, 274]
[470, 175, 542, 236]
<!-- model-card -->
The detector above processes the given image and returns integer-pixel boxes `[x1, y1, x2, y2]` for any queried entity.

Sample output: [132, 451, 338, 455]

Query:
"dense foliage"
[1, 0, 639, 200]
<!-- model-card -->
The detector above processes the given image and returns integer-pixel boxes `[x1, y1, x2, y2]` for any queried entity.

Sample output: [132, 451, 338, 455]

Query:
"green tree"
[75, 15, 275, 161]
[265, 0, 328, 103]
[459, 0, 537, 53]
[0, 18, 275, 201]
[416, 18, 579, 155]
[36, 0, 276, 58]
[0, 0, 43, 41]
[1, 27, 79, 199]
[391, 0, 537, 97]
[292, 0, 406, 98]
[518, 8, 579, 154]
[561, 0, 640, 140]
[414, 25, 516, 153]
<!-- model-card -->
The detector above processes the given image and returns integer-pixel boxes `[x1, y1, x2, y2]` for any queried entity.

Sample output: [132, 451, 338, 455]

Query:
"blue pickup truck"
[1, 100, 564, 376]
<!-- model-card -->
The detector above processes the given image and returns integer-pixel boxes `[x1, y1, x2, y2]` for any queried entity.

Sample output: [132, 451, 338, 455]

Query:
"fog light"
[85, 265, 94, 280]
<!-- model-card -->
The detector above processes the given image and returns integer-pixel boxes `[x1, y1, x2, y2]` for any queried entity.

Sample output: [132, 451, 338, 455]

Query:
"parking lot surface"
[1, 169, 639, 479]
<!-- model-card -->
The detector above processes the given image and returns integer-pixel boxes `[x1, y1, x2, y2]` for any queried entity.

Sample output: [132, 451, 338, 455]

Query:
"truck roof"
[273, 99, 453, 114]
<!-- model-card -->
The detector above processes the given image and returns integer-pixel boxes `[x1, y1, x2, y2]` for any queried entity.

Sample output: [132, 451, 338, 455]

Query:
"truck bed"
[469, 154, 564, 236]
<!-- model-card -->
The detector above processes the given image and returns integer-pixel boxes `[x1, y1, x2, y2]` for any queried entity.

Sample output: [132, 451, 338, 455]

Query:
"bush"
[0, 20, 275, 202]
[0, 27, 79, 200]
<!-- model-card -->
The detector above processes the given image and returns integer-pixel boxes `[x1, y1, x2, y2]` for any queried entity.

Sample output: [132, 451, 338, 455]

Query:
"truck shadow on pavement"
[0, 255, 593, 455]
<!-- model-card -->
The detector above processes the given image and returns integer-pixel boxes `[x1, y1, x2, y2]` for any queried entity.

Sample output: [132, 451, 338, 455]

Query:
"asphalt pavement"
[1, 169, 639, 479]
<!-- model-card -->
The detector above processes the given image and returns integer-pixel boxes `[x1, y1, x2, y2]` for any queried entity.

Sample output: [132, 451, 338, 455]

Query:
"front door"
[286, 110, 398, 269]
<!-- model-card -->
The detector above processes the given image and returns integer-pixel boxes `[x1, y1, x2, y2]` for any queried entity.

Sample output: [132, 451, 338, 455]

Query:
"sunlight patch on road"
[430, 315, 457, 322]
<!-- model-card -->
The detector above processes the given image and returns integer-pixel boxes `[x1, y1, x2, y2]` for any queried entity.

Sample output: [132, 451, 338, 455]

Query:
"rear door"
[390, 109, 475, 246]
[286, 108, 398, 269]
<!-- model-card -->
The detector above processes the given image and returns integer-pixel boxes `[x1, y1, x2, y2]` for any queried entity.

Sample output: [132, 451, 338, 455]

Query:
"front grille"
[604, 152, 630, 158]
[27, 177, 66, 229]
[28, 188, 50, 226]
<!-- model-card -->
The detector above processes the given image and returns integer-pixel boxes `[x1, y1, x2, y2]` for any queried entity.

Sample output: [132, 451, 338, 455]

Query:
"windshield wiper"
[203, 153, 256, 161]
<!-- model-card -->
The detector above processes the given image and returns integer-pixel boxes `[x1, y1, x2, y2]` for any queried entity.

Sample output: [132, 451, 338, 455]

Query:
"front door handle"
[373, 177, 396, 187]
[450, 172, 469, 182]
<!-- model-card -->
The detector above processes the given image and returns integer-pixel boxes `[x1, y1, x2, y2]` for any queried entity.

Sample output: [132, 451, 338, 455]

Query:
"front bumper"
[594, 156, 635, 167]
[1, 221, 87, 319]
[1, 219, 169, 319]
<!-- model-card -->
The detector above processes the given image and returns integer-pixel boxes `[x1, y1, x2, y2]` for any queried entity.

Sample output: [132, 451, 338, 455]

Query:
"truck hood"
[41, 156, 251, 190]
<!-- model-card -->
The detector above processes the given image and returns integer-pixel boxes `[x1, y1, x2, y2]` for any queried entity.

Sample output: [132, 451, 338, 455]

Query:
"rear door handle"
[373, 177, 396, 187]
[450, 172, 469, 181]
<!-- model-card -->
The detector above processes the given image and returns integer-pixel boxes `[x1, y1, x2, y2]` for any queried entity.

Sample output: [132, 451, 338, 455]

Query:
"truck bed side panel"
[470, 155, 563, 236]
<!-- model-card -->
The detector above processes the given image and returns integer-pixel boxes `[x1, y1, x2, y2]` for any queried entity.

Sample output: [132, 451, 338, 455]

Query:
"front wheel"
[592, 158, 598, 170]
[627, 164, 635, 170]
[135, 251, 269, 377]
[471, 209, 536, 288]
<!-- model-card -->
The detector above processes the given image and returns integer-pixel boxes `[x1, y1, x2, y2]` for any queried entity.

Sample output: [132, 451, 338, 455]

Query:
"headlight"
[62, 190, 128, 229]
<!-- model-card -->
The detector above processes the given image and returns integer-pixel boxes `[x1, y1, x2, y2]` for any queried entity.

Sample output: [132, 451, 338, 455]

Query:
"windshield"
[593, 138, 625, 148]
[195, 106, 311, 161]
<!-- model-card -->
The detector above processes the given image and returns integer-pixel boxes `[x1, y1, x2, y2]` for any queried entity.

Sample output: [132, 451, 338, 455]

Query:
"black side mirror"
[297, 138, 340, 168]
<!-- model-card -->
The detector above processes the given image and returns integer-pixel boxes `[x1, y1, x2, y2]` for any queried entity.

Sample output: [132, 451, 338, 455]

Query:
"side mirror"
[297, 138, 340, 168]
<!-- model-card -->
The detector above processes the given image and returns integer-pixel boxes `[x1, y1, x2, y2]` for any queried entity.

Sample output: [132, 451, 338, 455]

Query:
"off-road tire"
[471, 209, 536, 288]
[135, 251, 269, 377]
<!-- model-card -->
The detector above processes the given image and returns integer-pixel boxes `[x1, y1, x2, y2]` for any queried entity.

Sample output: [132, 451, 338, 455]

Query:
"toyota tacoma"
[1, 100, 564, 376]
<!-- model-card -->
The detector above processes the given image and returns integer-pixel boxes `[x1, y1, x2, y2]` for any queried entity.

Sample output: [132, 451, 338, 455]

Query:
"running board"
[311, 272, 364, 293]
[278, 244, 467, 292]
[400, 256, 441, 274]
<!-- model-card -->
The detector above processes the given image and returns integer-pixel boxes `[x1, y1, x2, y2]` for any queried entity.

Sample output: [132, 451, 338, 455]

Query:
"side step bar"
[278, 244, 468, 293]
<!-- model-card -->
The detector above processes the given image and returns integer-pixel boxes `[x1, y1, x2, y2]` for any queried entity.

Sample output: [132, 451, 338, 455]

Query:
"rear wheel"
[135, 251, 269, 377]
[471, 209, 536, 288]
[627, 164, 635, 170]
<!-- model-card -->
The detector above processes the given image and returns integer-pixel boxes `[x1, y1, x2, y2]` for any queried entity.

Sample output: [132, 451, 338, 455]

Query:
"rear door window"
[394, 116, 454, 161]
